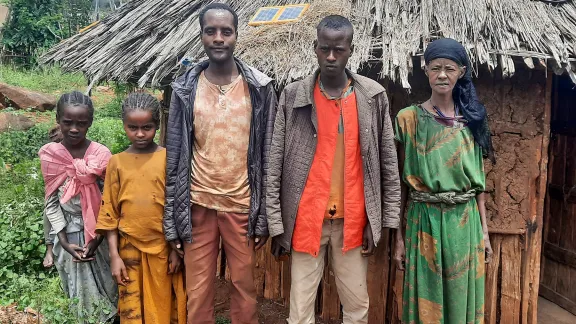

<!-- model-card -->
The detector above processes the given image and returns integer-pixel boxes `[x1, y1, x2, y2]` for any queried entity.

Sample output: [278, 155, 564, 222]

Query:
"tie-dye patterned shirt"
[190, 72, 252, 213]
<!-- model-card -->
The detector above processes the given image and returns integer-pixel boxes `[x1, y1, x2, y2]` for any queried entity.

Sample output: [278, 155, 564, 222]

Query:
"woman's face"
[425, 58, 466, 95]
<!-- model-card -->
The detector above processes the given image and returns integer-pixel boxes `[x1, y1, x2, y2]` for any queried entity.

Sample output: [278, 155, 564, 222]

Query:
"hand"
[361, 224, 375, 257]
[60, 241, 94, 262]
[169, 240, 184, 258]
[271, 238, 287, 261]
[111, 255, 129, 286]
[393, 230, 406, 271]
[168, 249, 182, 274]
[82, 236, 104, 259]
[484, 233, 493, 264]
[254, 236, 269, 251]
[43, 244, 54, 268]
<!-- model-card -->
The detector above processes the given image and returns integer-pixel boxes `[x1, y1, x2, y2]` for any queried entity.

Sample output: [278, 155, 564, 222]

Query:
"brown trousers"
[183, 205, 258, 324]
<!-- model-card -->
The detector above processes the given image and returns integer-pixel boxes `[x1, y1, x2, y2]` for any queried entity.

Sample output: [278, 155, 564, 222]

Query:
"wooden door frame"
[539, 73, 576, 315]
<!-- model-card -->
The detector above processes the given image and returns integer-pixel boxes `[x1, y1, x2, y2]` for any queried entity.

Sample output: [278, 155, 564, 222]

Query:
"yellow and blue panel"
[248, 4, 310, 26]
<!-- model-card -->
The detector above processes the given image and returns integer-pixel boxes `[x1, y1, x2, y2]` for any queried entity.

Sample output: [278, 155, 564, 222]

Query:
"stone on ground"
[0, 112, 34, 132]
[0, 83, 56, 112]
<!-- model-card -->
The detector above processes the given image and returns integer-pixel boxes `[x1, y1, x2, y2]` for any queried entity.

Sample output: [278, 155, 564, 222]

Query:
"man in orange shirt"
[267, 15, 401, 324]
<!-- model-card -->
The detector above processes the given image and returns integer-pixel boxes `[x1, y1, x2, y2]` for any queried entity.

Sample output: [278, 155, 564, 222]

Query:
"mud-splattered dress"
[96, 149, 186, 324]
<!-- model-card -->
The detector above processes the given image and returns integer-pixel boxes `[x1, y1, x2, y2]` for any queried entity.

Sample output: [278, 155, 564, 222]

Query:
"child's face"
[57, 104, 92, 147]
[123, 110, 157, 150]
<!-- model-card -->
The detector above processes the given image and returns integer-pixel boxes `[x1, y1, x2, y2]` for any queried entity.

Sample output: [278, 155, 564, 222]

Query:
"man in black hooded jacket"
[162, 3, 277, 323]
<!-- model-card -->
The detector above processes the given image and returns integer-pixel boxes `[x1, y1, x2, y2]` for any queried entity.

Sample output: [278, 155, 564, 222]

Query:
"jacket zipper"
[245, 84, 257, 239]
[187, 89, 194, 243]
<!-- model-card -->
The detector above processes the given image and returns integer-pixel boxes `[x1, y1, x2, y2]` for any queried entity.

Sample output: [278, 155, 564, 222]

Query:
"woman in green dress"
[393, 38, 494, 324]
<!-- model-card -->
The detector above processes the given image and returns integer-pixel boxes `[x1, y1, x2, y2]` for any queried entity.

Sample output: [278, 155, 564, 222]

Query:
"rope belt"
[410, 190, 477, 205]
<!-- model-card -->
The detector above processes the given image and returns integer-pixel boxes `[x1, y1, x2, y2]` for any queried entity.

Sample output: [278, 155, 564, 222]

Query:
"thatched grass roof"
[41, 0, 576, 90]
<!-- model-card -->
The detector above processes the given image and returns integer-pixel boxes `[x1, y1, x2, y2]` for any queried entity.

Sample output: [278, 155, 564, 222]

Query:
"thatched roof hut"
[41, 0, 576, 90]
[41, 1, 576, 323]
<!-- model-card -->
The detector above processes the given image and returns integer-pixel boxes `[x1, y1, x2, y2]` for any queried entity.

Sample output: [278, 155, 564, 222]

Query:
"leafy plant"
[0, 123, 52, 165]
[95, 83, 132, 119]
[0, 159, 46, 291]
[0, 274, 89, 324]
[1, 0, 92, 66]
[88, 117, 131, 154]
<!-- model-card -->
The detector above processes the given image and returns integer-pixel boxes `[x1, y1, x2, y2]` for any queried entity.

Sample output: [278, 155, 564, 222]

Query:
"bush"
[0, 116, 130, 167]
[94, 83, 131, 119]
[1, 0, 91, 66]
[1, 274, 81, 323]
[88, 117, 130, 154]
[0, 160, 46, 289]
[96, 98, 123, 119]
[0, 123, 52, 165]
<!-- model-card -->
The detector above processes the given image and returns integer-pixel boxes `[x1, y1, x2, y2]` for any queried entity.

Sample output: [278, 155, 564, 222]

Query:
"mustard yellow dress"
[96, 149, 186, 323]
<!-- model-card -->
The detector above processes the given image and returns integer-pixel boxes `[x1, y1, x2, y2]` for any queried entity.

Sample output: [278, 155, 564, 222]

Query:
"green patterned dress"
[394, 105, 486, 324]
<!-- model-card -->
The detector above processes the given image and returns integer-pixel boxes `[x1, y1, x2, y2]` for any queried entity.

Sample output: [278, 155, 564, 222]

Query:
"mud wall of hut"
[199, 65, 551, 323]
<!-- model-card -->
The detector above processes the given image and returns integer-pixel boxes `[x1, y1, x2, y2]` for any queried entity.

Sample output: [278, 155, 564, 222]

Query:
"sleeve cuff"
[382, 219, 400, 229]
[165, 232, 179, 242]
[268, 227, 285, 238]
[95, 221, 120, 232]
[51, 222, 67, 236]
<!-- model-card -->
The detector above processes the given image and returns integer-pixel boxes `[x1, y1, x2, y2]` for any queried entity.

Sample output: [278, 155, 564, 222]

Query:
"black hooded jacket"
[163, 58, 278, 243]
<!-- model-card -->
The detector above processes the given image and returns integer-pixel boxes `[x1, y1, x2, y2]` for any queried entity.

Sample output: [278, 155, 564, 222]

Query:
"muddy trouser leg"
[218, 210, 258, 324]
[287, 220, 332, 324]
[329, 219, 369, 324]
[183, 205, 220, 324]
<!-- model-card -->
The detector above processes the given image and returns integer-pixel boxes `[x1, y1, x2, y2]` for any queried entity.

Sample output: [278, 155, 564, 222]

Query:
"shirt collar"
[317, 75, 354, 100]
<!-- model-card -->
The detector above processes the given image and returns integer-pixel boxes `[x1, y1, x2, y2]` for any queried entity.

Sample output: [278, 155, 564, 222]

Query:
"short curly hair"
[199, 3, 238, 32]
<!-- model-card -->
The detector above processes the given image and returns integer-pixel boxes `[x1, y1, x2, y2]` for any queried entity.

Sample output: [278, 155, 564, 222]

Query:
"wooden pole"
[521, 70, 553, 324]
[160, 86, 171, 147]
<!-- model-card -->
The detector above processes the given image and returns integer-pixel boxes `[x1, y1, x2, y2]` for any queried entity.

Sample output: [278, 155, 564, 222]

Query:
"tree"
[1, 0, 92, 65]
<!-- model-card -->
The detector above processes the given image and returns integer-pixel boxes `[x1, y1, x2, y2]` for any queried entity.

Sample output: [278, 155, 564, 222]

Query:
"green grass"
[216, 317, 232, 324]
[0, 65, 86, 96]
[0, 65, 149, 323]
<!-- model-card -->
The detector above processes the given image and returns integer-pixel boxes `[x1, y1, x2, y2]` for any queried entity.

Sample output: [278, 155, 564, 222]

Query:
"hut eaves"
[40, 0, 576, 90]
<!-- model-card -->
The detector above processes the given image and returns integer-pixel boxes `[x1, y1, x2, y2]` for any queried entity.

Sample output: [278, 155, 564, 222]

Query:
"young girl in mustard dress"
[96, 93, 186, 323]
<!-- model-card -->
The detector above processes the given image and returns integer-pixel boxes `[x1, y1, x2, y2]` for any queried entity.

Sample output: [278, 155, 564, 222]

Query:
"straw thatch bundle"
[235, 0, 373, 84]
[40, 0, 576, 90]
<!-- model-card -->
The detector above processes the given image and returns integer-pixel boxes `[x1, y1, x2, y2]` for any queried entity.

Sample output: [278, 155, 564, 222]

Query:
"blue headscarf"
[424, 38, 495, 163]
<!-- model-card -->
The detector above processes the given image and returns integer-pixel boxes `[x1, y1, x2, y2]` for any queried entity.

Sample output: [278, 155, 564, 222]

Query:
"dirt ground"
[214, 279, 334, 324]
[10, 282, 575, 323]
[0, 304, 40, 324]
[538, 297, 576, 324]
[0, 279, 323, 324]
[215, 279, 289, 324]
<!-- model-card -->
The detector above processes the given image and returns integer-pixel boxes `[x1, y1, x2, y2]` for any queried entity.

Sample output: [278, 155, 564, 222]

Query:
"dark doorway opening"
[540, 73, 576, 321]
